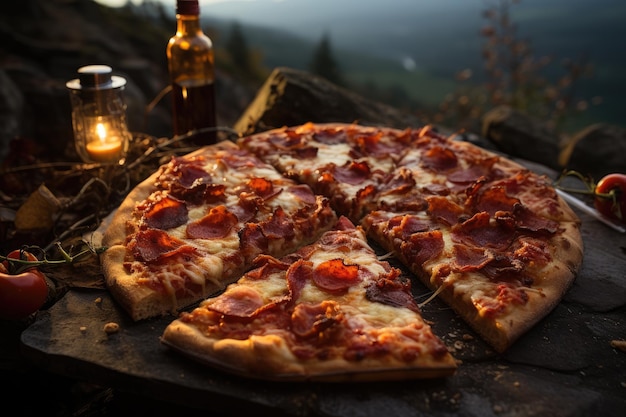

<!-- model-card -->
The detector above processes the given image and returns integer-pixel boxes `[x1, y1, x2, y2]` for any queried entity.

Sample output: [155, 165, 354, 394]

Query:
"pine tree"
[226, 21, 252, 75]
[309, 33, 344, 86]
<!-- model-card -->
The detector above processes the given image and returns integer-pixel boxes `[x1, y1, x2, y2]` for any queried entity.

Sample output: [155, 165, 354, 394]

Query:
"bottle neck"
[176, 14, 203, 36]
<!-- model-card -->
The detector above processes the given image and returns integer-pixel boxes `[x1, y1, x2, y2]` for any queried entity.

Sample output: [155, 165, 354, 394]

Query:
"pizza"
[237, 122, 584, 353]
[101, 122, 583, 381]
[161, 216, 458, 381]
[101, 140, 337, 321]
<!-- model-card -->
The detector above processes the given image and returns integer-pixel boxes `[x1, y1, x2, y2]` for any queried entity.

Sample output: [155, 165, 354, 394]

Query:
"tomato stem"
[0, 243, 107, 275]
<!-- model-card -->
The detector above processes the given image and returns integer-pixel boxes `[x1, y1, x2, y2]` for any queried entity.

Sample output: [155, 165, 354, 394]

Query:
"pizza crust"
[162, 319, 457, 382]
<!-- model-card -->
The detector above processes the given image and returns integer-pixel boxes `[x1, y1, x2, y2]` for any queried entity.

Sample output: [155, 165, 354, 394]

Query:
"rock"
[560, 123, 626, 180]
[233, 67, 424, 136]
[481, 105, 563, 170]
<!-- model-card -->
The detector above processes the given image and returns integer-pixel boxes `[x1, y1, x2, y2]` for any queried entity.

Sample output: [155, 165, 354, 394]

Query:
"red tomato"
[0, 250, 49, 320]
[594, 173, 626, 224]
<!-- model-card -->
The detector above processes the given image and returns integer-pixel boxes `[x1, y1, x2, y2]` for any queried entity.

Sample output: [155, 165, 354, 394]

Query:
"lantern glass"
[66, 65, 131, 164]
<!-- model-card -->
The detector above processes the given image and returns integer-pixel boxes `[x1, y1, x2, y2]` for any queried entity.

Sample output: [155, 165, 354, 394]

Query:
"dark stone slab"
[20, 195, 626, 417]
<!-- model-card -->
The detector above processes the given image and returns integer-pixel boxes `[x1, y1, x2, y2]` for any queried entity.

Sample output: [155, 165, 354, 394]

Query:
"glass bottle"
[167, 0, 217, 145]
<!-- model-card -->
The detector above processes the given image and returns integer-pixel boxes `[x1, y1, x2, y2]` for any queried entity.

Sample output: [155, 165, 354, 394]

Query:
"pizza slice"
[362, 145, 584, 352]
[161, 217, 457, 381]
[101, 141, 337, 321]
[237, 122, 409, 221]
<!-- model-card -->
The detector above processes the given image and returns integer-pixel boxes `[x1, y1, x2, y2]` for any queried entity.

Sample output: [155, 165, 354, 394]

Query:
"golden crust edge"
[161, 318, 457, 382]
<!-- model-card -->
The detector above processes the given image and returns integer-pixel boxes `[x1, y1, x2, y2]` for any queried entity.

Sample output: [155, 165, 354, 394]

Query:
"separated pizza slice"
[101, 141, 337, 321]
[362, 186, 583, 353]
[161, 216, 457, 381]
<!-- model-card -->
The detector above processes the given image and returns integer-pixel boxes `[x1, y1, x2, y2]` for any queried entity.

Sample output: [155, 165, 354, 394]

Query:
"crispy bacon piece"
[426, 195, 466, 226]
[331, 161, 371, 185]
[401, 230, 445, 269]
[291, 301, 343, 339]
[351, 131, 407, 158]
[156, 156, 210, 190]
[312, 128, 347, 145]
[287, 184, 316, 205]
[421, 145, 458, 172]
[365, 270, 419, 312]
[453, 212, 515, 250]
[447, 157, 498, 184]
[470, 186, 520, 216]
[261, 207, 295, 241]
[509, 204, 559, 234]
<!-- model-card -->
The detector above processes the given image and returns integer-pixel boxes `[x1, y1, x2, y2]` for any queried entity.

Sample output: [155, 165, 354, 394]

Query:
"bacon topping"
[509, 204, 559, 234]
[260, 207, 295, 241]
[401, 230, 445, 270]
[186, 205, 238, 239]
[291, 301, 343, 338]
[421, 145, 458, 171]
[447, 157, 498, 184]
[352, 131, 406, 158]
[426, 195, 465, 226]
[158, 156, 210, 189]
[312, 259, 361, 295]
[365, 270, 419, 312]
[472, 186, 520, 216]
[453, 212, 515, 250]
[287, 184, 316, 205]
[331, 161, 371, 185]
[312, 128, 347, 145]
[142, 195, 188, 230]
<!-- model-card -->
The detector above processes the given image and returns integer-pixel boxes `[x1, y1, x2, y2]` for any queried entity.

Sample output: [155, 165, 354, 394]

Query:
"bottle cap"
[177, 0, 200, 15]
[66, 65, 127, 91]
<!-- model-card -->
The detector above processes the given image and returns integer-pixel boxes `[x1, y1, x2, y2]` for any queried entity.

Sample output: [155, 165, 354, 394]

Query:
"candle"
[86, 139, 122, 162]
[85, 122, 123, 162]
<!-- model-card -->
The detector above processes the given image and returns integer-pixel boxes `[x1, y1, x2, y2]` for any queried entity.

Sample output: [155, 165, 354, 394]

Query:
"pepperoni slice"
[186, 205, 238, 239]
[331, 161, 371, 185]
[312, 259, 361, 295]
[142, 195, 188, 230]
[130, 229, 191, 263]
[426, 195, 466, 226]
[421, 145, 458, 171]
[205, 286, 265, 318]
[401, 230, 445, 269]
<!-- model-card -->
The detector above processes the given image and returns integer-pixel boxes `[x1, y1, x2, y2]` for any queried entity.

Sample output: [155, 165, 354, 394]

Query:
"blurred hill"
[1, 0, 624, 165]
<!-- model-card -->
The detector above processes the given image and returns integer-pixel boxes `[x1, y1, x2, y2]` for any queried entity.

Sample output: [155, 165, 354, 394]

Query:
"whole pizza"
[101, 122, 583, 381]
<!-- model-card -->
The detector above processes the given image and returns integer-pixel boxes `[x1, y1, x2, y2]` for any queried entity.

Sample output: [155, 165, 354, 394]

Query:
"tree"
[309, 33, 344, 86]
[226, 21, 252, 75]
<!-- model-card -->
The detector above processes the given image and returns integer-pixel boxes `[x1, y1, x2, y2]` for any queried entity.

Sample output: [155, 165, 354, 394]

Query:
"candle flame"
[96, 122, 107, 143]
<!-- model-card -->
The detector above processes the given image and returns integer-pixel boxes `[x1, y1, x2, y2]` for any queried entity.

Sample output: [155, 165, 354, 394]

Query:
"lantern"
[66, 65, 131, 164]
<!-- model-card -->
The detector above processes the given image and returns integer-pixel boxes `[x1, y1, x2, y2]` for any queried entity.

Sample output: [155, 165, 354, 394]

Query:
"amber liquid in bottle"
[167, 0, 217, 145]
[172, 79, 217, 144]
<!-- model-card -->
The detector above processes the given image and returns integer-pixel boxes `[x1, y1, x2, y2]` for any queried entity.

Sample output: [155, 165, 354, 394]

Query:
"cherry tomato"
[594, 173, 626, 224]
[0, 250, 49, 320]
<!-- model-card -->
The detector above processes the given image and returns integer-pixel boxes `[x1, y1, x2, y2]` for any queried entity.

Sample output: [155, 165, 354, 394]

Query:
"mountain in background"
[192, 0, 626, 130]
